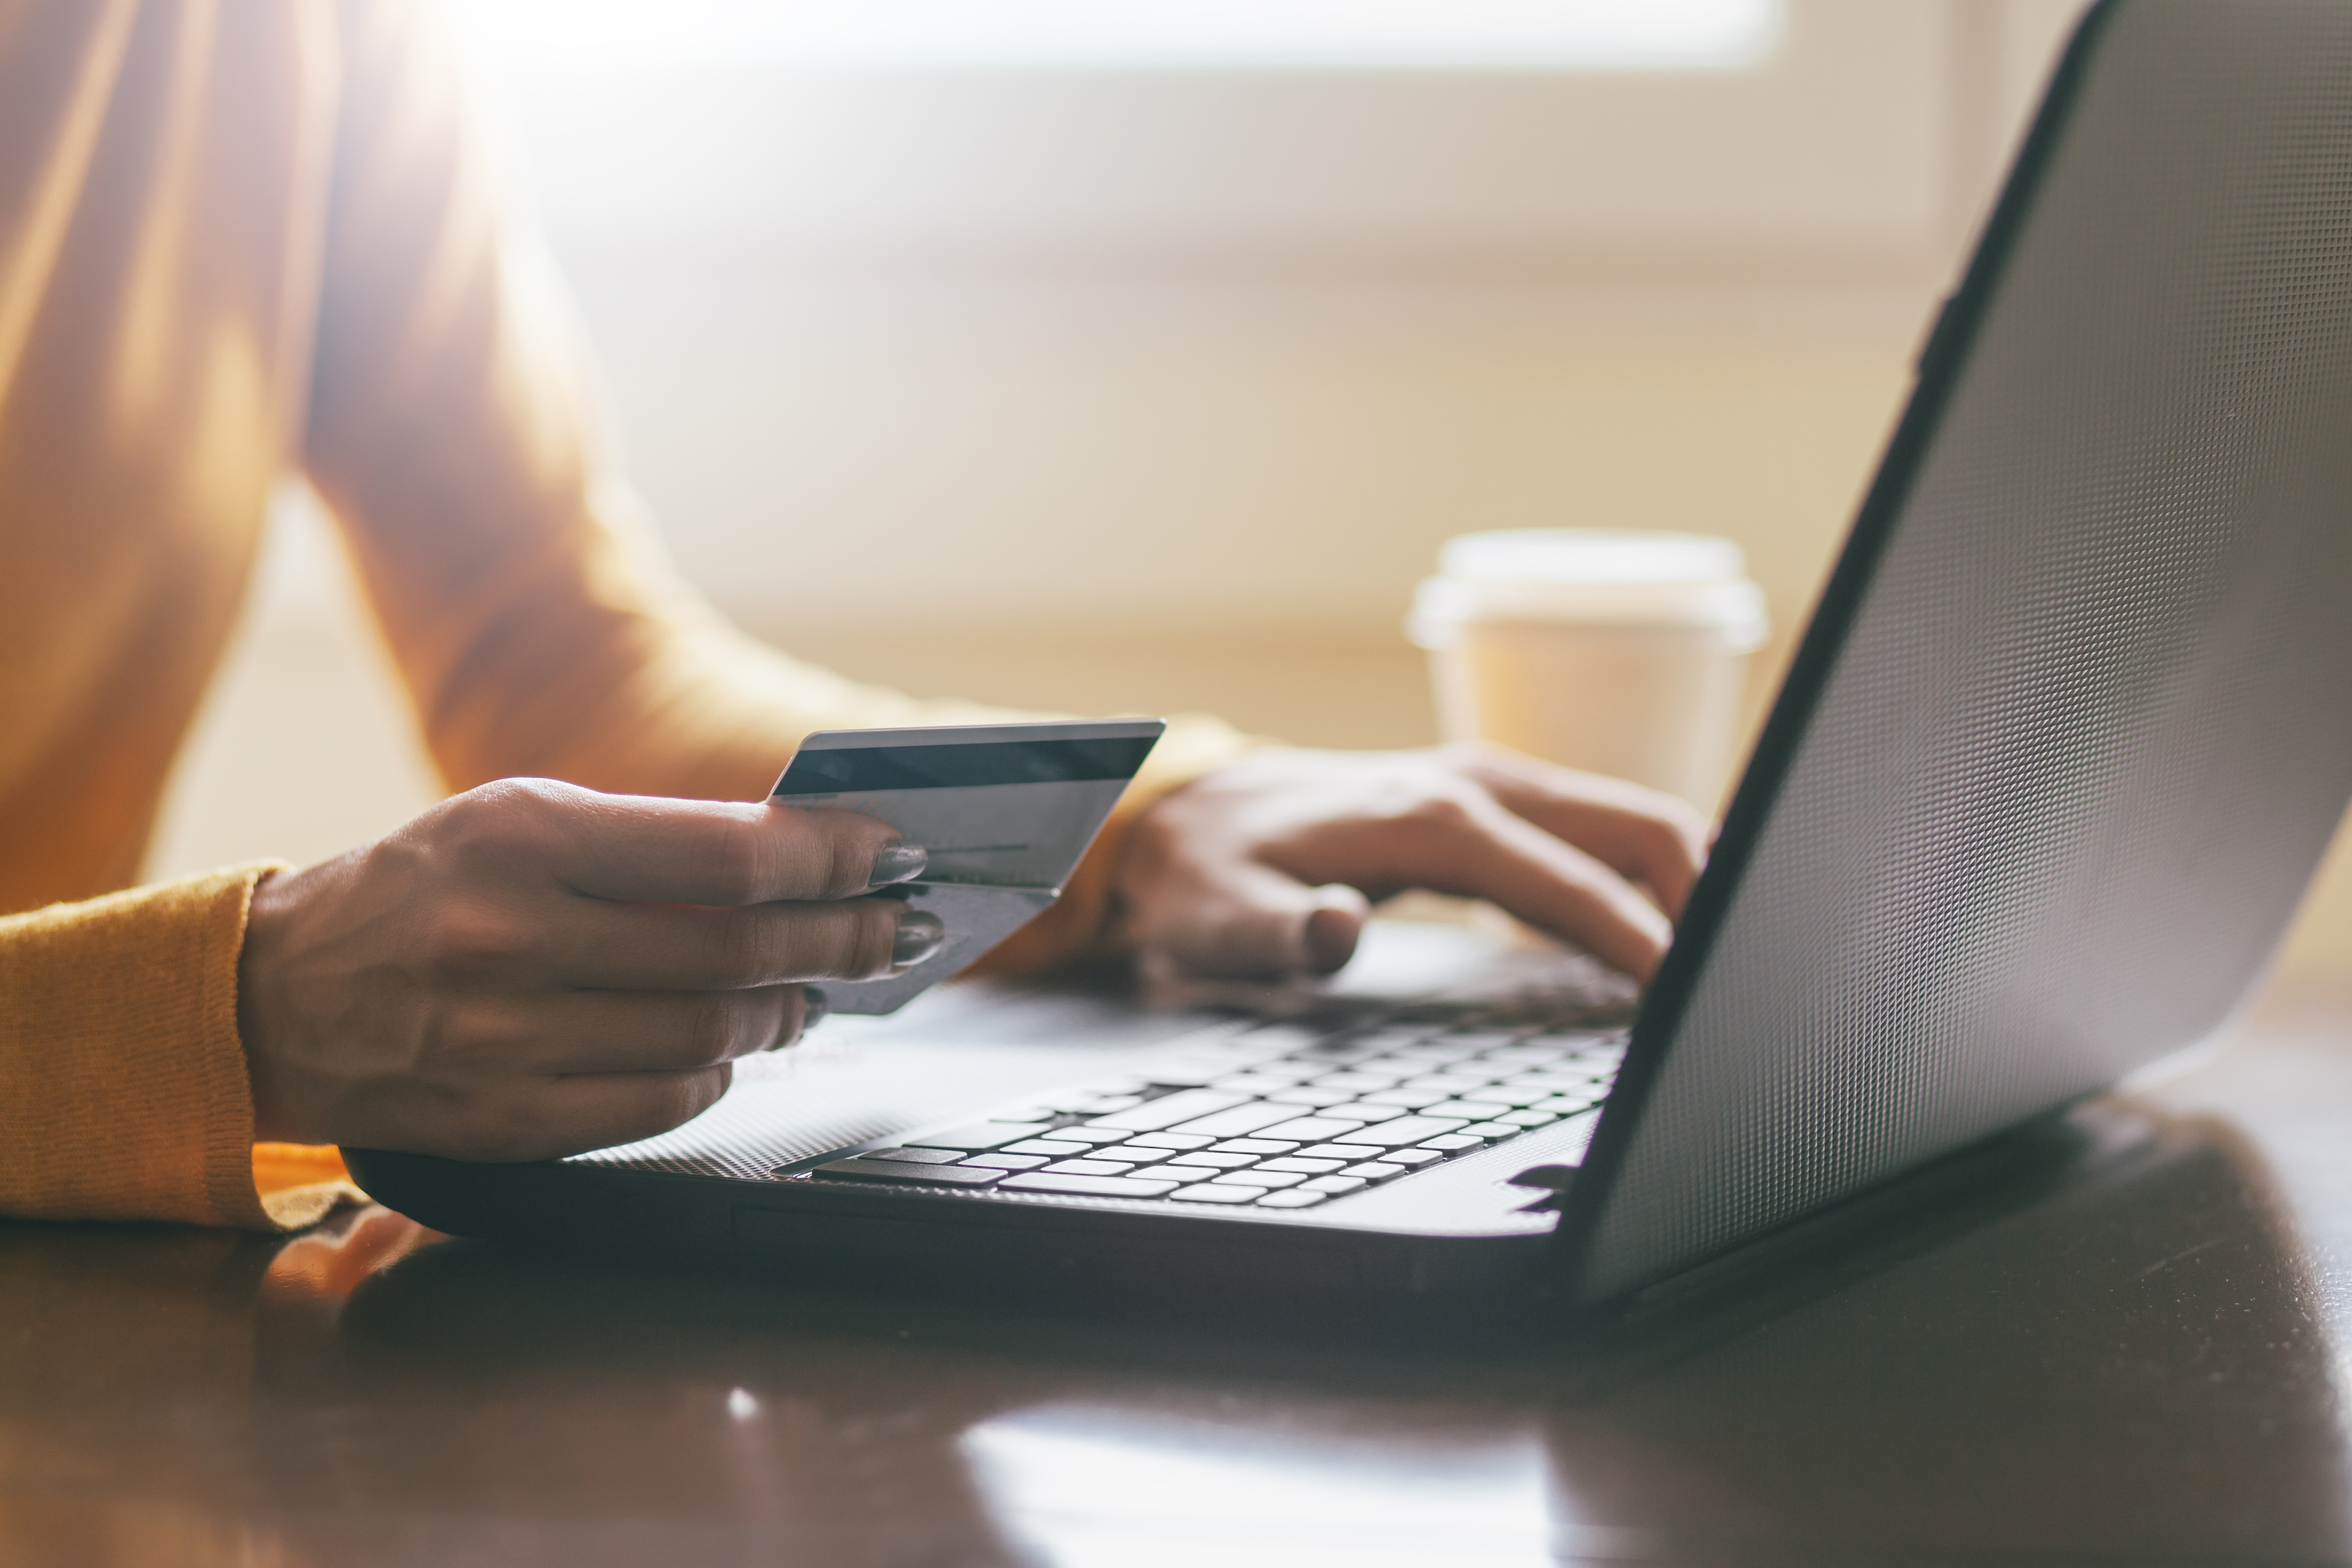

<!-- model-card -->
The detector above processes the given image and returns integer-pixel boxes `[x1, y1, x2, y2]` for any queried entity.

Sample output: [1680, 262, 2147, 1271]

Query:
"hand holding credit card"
[771, 719, 1166, 1013]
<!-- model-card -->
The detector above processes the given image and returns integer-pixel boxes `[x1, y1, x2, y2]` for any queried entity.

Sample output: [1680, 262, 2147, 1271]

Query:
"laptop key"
[1340, 1161, 1410, 1181]
[1328, 1115, 1475, 1148]
[1264, 1087, 1358, 1107]
[1309, 1103, 1407, 1126]
[903, 1122, 1054, 1152]
[1403, 1074, 1492, 1094]
[1362, 1088, 1456, 1109]
[1488, 1043, 1574, 1062]
[1228, 1059, 1321, 1078]
[1292, 1040, 1390, 1066]
[1311, 1071, 1407, 1092]
[1348, 1028, 1437, 1050]
[1498, 1108, 1562, 1127]
[1509, 1066, 1612, 1086]
[1209, 1074, 1293, 1095]
[1168, 1184, 1259, 1203]
[1441, 1032, 1523, 1051]
[1040, 1159, 1132, 1176]
[1170, 1102, 1305, 1138]
[1298, 1142, 1391, 1161]
[1505, 1072, 1599, 1100]
[1126, 1131, 1216, 1150]
[1255, 1116, 1367, 1143]
[1259, 1157, 1347, 1174]
[1255, 1190, 1329, 1209]
[1524, 1030, 1617, 1050]
[1210, 1138, 1300, 1155]
[1525, 1081, 1614, 1103]
[1302, 1176, 1368, 1195]
[818, 1158, 1006, 1186]
[1245, 1024, 1337, 1053]
[1211, 1170, 1306, 1189]
[999, 1172, 1182, 1198]
[1001, 1139, 1091, 1157]
[861, 1146, 966, 1164]
[1084, 1090, 1251, 1132]
[1418, 1134, 1485, 1151]
[1388, 1042, 1484, 1063]
[1380, 1146, 1444, 1166]
[959, 1153, 1051, 1171]
[1458, 1087, 1547, 1108]
[1046, 1127, 1140, 1146]
[1458, 1122, 1526, 1140]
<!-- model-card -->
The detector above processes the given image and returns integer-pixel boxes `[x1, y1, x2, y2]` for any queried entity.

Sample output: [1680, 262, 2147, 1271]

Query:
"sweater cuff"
[968, 712, 1259, 977]
[0, 863, 290, 1230]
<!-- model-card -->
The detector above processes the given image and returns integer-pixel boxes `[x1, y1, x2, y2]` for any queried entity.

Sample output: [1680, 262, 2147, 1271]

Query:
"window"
[459, 0, 1782, 72]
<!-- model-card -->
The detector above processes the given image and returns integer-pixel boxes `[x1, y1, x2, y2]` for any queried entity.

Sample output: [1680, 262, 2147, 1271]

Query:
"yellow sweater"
[0, 1, 1242, 1230]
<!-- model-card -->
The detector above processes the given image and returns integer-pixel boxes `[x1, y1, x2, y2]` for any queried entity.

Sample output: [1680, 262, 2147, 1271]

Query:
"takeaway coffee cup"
[1407, 530, 1768, 808]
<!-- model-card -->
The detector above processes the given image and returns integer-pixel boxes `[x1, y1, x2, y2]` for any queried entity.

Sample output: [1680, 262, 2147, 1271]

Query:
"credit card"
[770, 719, 1166, 1013]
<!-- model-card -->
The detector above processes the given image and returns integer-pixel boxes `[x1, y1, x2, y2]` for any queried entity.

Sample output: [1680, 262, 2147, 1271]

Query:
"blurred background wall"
[144, 0, 2352, 980]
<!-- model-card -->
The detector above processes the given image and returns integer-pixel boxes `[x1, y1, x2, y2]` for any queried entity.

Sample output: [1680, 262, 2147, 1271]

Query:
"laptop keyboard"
[793, 1016, 1626, 1212]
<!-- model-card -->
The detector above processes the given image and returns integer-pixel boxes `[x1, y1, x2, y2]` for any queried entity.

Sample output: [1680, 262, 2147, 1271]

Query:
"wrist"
[237, 866, 299, 1143]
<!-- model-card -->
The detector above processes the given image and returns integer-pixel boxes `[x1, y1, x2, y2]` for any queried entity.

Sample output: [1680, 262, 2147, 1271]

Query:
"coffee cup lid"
[1408, 530, 1767, 648]
[1439, 529, 1748, 585]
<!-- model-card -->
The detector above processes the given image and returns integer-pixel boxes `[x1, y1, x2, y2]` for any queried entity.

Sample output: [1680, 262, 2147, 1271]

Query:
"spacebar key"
[817, 1157, 1005, 1186]
[1001, 1172, 1181, 1198]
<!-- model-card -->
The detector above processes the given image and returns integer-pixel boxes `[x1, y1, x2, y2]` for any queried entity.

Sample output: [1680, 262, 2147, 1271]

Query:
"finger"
[1403, 790, 1675, 980]
[1302, 888, 1370, 975]
[465, 780, 915, 905]
[1138, 861, 1371, 981]
[546, 895, 923, 990]
[1458, 747, 1710, 918]
[441, 985, 813, 1075]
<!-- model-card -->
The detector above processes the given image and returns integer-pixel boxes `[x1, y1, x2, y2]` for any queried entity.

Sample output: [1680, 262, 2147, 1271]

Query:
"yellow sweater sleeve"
[0, 865, 346, 1230]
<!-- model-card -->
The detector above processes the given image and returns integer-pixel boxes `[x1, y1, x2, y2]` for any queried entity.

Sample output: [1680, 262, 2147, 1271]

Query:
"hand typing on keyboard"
[802, 1016, 1624, 1213]
[1112, 745, 1708, 986]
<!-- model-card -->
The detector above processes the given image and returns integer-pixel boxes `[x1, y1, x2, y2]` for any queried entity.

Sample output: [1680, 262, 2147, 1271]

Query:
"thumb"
[1138, 861, 1370, 981]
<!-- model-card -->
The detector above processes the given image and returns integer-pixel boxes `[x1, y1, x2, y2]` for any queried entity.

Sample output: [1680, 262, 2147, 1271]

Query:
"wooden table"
[6, 981, 2350, 1567]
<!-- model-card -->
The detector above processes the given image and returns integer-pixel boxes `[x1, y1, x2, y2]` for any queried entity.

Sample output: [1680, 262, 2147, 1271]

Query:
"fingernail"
[892, 908, 947, 968]
[1302, 904, 1362, 976]
[867, 842, 928, 890]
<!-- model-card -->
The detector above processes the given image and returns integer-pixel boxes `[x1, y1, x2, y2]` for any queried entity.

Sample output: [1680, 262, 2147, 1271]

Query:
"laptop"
[345, 0, 2352, 1311]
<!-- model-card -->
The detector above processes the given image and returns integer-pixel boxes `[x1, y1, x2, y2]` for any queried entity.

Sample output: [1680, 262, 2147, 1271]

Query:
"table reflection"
[1538, 1112, 2350, 1560]
[0, 1096, 2344, 1566]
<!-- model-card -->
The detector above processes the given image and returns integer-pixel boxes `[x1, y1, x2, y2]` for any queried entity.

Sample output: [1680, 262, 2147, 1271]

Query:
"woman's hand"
[236, 779, 936, 1161]
[1117, 743, 1709, 985]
